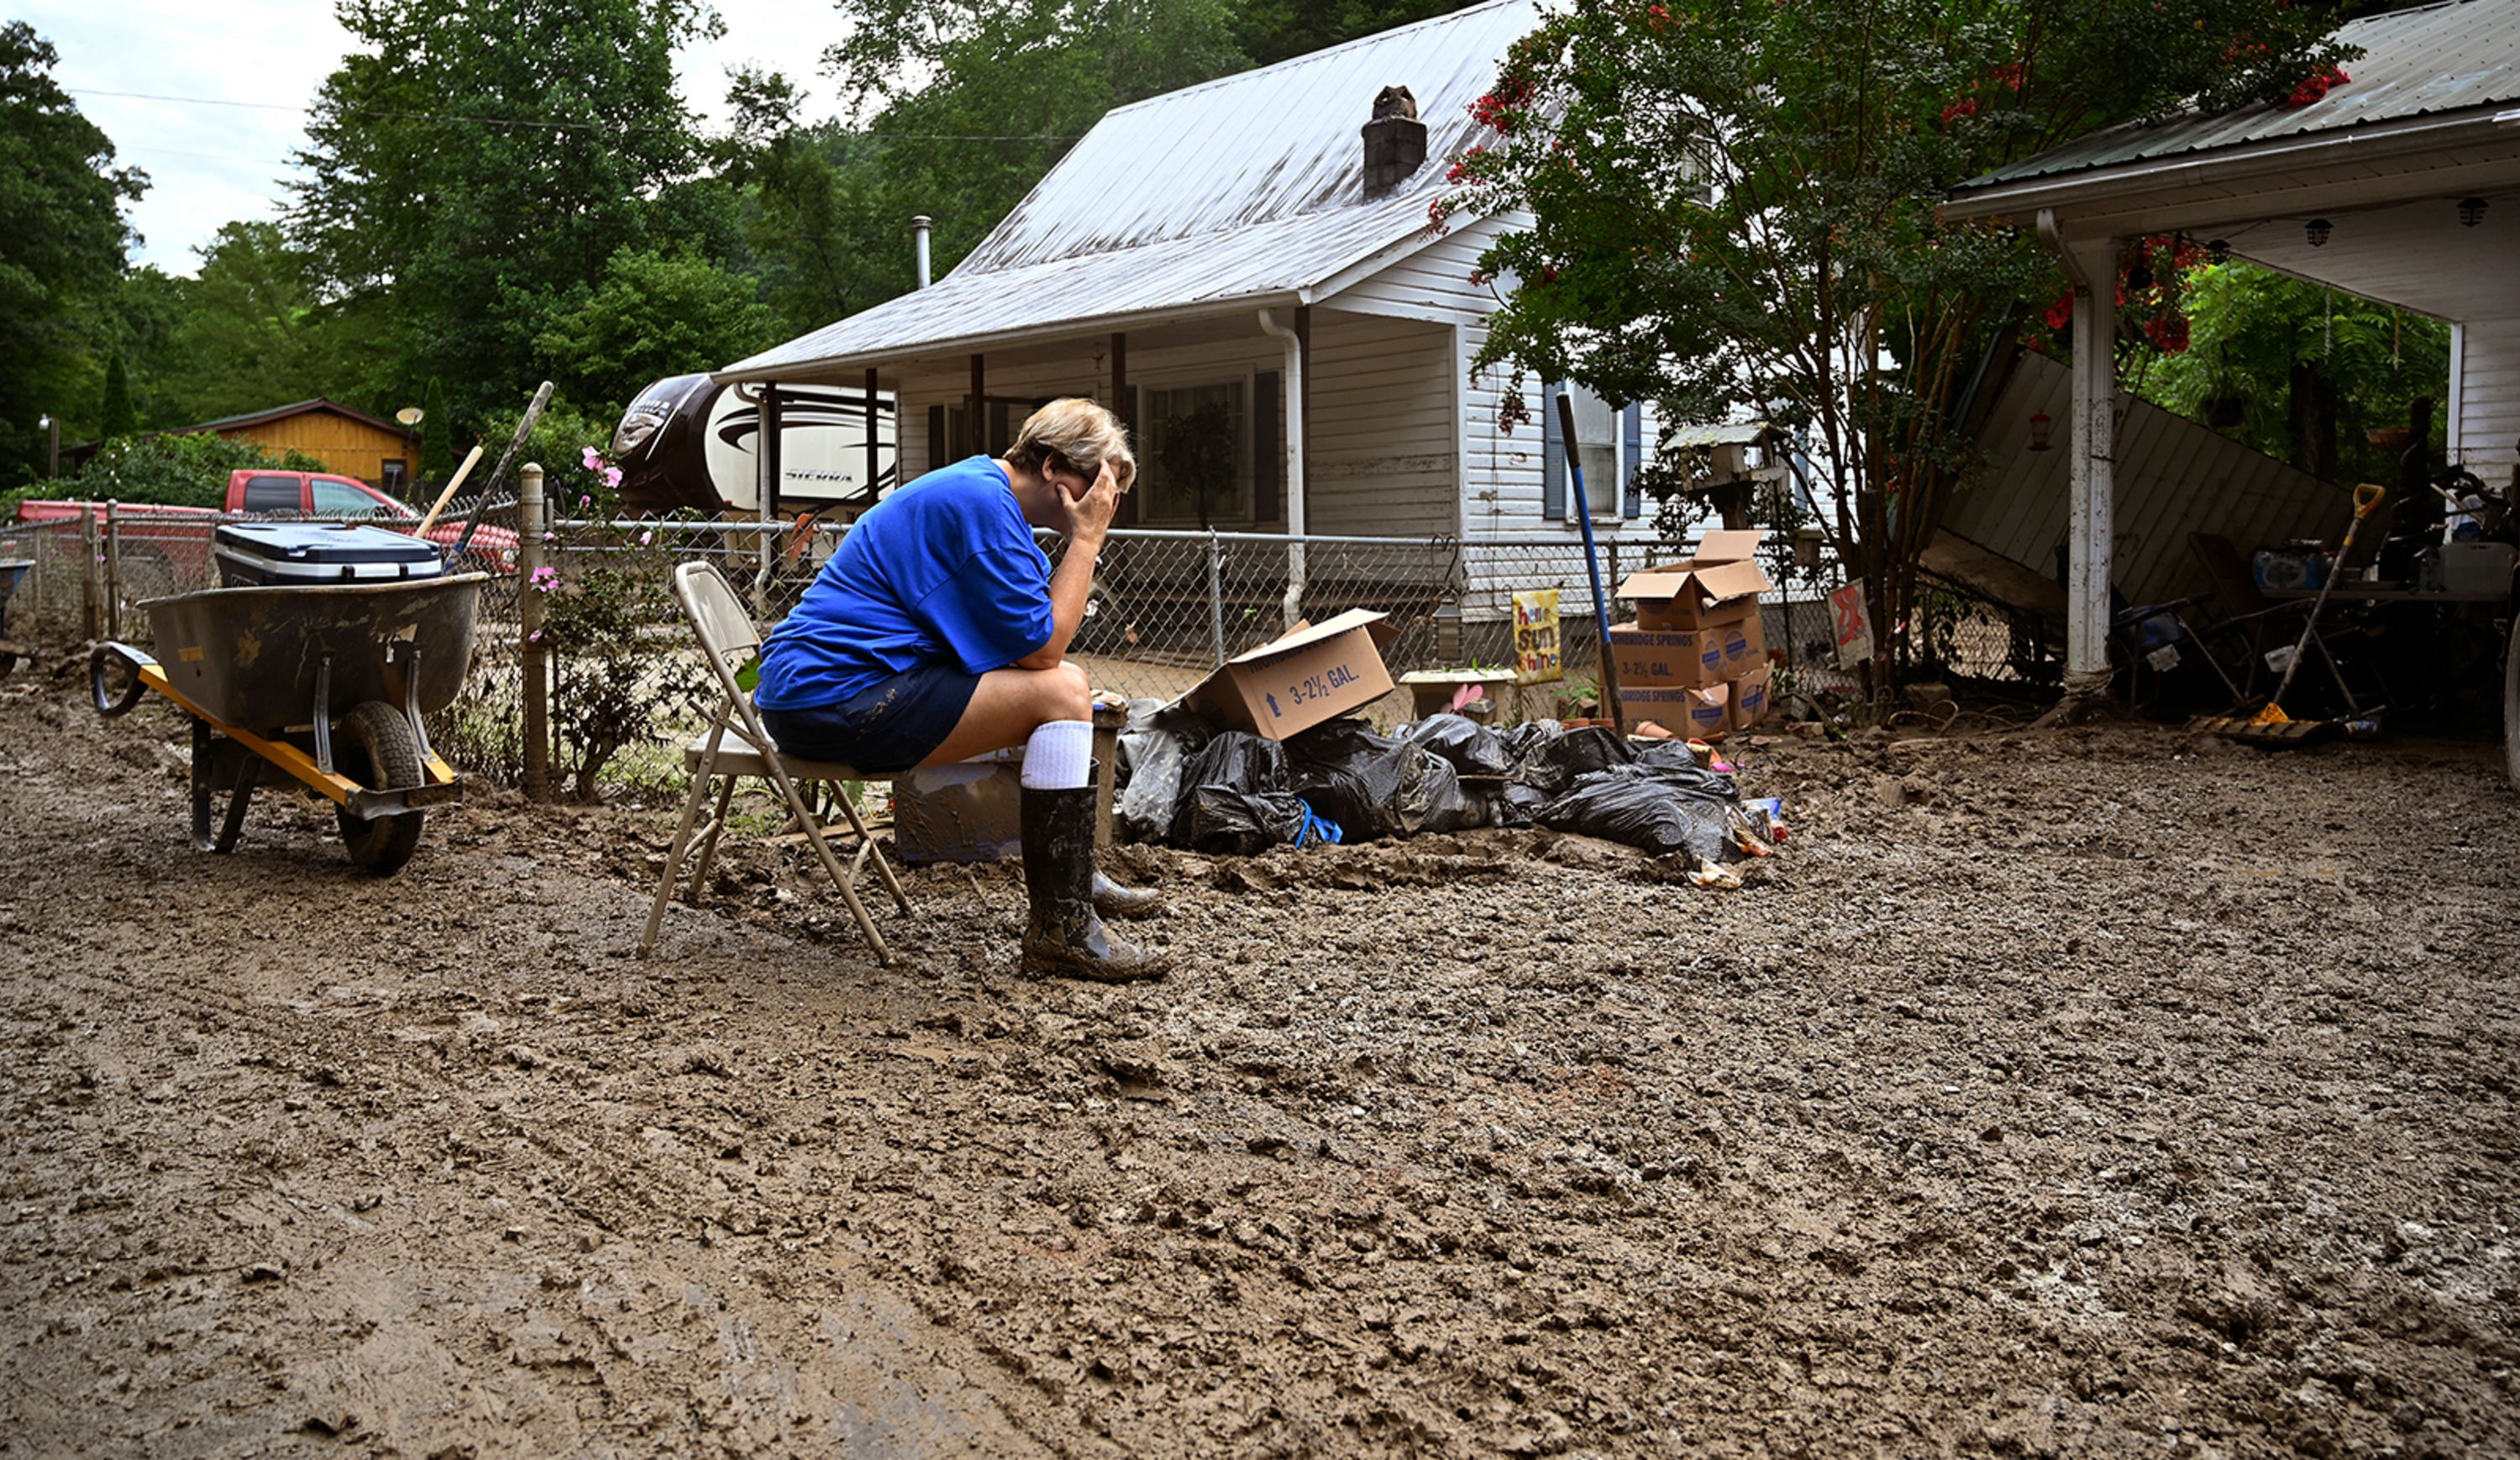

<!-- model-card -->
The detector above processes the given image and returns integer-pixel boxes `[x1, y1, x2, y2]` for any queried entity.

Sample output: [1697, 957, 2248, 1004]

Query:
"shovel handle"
[415, 444, 486, 538]
[2352, 482, 2386, 519]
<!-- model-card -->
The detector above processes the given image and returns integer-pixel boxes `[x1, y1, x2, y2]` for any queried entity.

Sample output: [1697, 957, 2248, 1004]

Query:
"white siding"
[2453, 318, 2520, 479]
[1305, 311, 1457, 538]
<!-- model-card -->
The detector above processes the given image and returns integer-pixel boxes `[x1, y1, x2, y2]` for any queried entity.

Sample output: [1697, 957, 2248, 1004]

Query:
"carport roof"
[1959, 0, 2518, 188]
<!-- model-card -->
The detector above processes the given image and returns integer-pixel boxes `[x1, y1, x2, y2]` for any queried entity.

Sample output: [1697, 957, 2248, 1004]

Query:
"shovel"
[2247, 481, 2384, 731]
[1555, 392, 1625, 735]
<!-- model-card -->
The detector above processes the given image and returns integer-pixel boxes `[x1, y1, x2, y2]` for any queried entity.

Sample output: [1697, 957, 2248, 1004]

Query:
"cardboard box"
[1714, 614, 1766, 678]
[1608, 622, 1725, 687]
[1617, 529, 1774, 631]
[1183, 608, 1398, 739]
[1728, 664, 1771, 731]
[1620, 680, 1730, 739]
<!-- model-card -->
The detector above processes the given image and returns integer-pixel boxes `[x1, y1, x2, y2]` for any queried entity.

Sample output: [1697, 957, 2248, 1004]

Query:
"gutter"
[1940, 107, 2518, 223]
[712, 290, 1309, 385]
[1257, 307, 1308, 631]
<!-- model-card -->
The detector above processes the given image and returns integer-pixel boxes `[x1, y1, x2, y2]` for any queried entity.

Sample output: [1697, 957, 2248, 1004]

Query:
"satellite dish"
[396, 407, 424, 426]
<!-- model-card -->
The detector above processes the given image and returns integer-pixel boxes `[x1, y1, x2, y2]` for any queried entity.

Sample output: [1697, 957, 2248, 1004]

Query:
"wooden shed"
[185, 400, 419, 493]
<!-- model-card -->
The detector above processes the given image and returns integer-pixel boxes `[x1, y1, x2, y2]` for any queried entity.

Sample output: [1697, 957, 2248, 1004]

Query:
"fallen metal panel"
[1943, 351, 2352, 615]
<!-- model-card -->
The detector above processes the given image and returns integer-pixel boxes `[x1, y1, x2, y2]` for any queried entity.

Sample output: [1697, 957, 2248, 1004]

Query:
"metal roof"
[722, 0, 1540, 380]
[1957, 0, 2520, 190]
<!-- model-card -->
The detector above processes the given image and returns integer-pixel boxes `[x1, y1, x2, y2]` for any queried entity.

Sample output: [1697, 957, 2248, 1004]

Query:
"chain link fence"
[2, 502, 2056, 796]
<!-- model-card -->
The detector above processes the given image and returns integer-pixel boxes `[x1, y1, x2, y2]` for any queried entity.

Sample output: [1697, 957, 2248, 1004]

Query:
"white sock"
[1020, 719, 1093, 790]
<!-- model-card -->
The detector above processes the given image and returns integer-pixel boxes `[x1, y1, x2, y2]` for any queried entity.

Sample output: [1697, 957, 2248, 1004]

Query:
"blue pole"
[1556, 392, 1623, 733]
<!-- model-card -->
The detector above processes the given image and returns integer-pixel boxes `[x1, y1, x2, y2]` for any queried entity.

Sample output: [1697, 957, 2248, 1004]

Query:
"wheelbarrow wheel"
[334, 700, 425, 874]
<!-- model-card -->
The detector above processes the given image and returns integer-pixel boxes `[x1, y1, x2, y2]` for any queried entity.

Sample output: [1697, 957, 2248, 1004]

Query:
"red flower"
[2281, 65, 2349, 109]
[1940, 97, 1978, 125]
[2143, 313, 2192, 353]
[2042, 293, 2073, 330]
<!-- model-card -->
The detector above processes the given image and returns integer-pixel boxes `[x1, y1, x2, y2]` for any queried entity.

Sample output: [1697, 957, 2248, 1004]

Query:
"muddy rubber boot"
[1021, 781, 1168, 983]
[1091, 870, 1166, 920]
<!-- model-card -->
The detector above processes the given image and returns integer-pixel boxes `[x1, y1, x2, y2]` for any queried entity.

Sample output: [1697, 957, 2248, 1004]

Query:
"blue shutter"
[1541, 381, 1566, 521]
[1621, 402, 1644, 519]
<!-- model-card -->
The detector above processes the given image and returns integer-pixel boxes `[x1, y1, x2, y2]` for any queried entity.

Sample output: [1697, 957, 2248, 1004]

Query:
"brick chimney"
[1361, 86, 1427, 200]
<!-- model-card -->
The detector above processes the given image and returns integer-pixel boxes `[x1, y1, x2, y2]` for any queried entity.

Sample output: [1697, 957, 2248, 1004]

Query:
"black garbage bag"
[1536, 761, 1743, 863]
[1389, 743, 1488, 835]
[1179, 788, 1310, 855]
[1400, 712, 1512, 775]
[1496, 780, 1552, 827]
[1501, 718, 1634, 796]
[1284, 718, 1401, 838]
[1168, 730, 1289, 846]
[1282, 717, 1485, 840]
[1115, 699, 1204, 844]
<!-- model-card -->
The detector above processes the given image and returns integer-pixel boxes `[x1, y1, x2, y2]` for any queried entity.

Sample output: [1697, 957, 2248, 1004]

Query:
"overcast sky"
[22, 0, 857, 276]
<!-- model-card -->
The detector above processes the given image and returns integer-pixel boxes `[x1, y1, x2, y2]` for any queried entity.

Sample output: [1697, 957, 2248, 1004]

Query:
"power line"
[66, 87, 1083, 143]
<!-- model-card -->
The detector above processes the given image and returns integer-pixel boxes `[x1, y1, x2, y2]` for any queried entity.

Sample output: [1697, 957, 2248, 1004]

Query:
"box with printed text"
[1181, 608, 1399, 740]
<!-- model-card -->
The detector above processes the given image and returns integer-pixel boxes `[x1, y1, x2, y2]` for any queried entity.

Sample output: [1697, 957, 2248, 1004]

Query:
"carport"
[1940, 0, 2519, 708]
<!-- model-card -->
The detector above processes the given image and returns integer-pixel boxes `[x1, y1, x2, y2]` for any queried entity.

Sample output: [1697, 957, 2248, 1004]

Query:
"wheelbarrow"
[89, 572, 487, 873]
[0, 559, 34, 677]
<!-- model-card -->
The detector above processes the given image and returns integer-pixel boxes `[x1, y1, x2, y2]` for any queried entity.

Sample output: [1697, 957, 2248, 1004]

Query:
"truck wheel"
[334, 700, 425, 874]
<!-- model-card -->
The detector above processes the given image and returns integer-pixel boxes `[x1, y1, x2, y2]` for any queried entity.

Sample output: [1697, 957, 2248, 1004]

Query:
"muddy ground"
[1, 664, 2514, 1458]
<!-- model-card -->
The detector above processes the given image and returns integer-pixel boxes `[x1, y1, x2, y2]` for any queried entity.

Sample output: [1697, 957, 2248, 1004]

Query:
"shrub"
[0, 432, 328, 514]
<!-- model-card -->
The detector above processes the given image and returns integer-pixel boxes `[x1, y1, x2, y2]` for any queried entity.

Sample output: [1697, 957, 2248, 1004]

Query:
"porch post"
[2049, 216, 2118, 695]
[969, 354, 985, 456]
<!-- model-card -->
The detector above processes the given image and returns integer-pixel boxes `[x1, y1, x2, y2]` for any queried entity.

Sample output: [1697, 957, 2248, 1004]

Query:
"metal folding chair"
[636, 561, 911, 964]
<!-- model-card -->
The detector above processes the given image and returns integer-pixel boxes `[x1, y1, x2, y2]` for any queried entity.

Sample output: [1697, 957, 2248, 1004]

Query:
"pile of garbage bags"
[1115, 701, 1761, 864]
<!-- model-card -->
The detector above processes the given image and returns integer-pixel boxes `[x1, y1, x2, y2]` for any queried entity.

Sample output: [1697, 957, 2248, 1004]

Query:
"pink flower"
[528, 629, 543, 642]
[580, 446, 603, 470]
[529, 566, 560, 592]
[638, 530, 653, 546]
[603, 466, 623, 490]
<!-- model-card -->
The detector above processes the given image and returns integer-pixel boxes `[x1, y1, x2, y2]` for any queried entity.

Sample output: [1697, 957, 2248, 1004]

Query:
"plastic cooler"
[214, 523, 446, 588]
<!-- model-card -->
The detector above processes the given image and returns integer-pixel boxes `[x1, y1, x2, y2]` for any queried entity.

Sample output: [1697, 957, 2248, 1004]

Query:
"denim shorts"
[757, 662, 980, 775]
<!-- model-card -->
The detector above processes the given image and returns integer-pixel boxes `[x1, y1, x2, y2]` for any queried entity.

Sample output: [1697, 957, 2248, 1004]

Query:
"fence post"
[1206, 530, 1226, 668]
[103, 500, 122, 641]
[80, 508, 98, 642]
[519, 463, 549, 802]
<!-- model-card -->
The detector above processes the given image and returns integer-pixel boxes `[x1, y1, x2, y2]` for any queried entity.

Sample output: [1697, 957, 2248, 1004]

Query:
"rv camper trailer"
[612, 375, 897, 517]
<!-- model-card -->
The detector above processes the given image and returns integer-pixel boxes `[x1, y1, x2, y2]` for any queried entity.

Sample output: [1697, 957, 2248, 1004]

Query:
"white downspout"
[1258, 307, 1305, 631]
[2040, 207, 2116, 697]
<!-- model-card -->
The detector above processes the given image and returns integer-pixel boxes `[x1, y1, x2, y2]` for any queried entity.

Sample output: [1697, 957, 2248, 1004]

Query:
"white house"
[715, 0, 1675, 637]
[1940, 0, 2520, 697]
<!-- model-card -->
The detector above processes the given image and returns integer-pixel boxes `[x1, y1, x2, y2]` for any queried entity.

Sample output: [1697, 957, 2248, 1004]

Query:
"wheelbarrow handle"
[90, 642, 156, 718]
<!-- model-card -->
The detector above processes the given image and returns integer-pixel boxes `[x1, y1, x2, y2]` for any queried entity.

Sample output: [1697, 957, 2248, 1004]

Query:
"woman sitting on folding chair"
[752, 397, 1167, 984]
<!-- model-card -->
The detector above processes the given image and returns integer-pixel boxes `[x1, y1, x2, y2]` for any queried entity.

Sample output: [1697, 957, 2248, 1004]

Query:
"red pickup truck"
[13, 470, 521, 591]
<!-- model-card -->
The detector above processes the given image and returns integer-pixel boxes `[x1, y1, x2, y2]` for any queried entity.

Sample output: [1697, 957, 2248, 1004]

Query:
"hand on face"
[1052, 459, 1121, 542]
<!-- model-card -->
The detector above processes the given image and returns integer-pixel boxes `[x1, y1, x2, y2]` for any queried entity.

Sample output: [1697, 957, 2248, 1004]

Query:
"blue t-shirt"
[754, 456, 1053, 710]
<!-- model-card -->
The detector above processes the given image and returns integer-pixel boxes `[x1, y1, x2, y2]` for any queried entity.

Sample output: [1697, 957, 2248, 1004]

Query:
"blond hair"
[1008, 397, 1136, 492]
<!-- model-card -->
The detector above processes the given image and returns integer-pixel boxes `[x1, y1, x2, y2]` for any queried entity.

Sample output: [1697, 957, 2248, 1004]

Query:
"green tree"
[1445, 0, 2352, 683]
[2138, 260, 2450, 489]
[1233, 0, 1484, 66]
[154, 221, 369, 422]
[0, 22, 146, 486]
[291, 0, 722, 433]
[814, 0, 1250, 284]
[418, 377, 456, 482]
[98, 353, 135, 439]
[533, 245, 782, 416]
